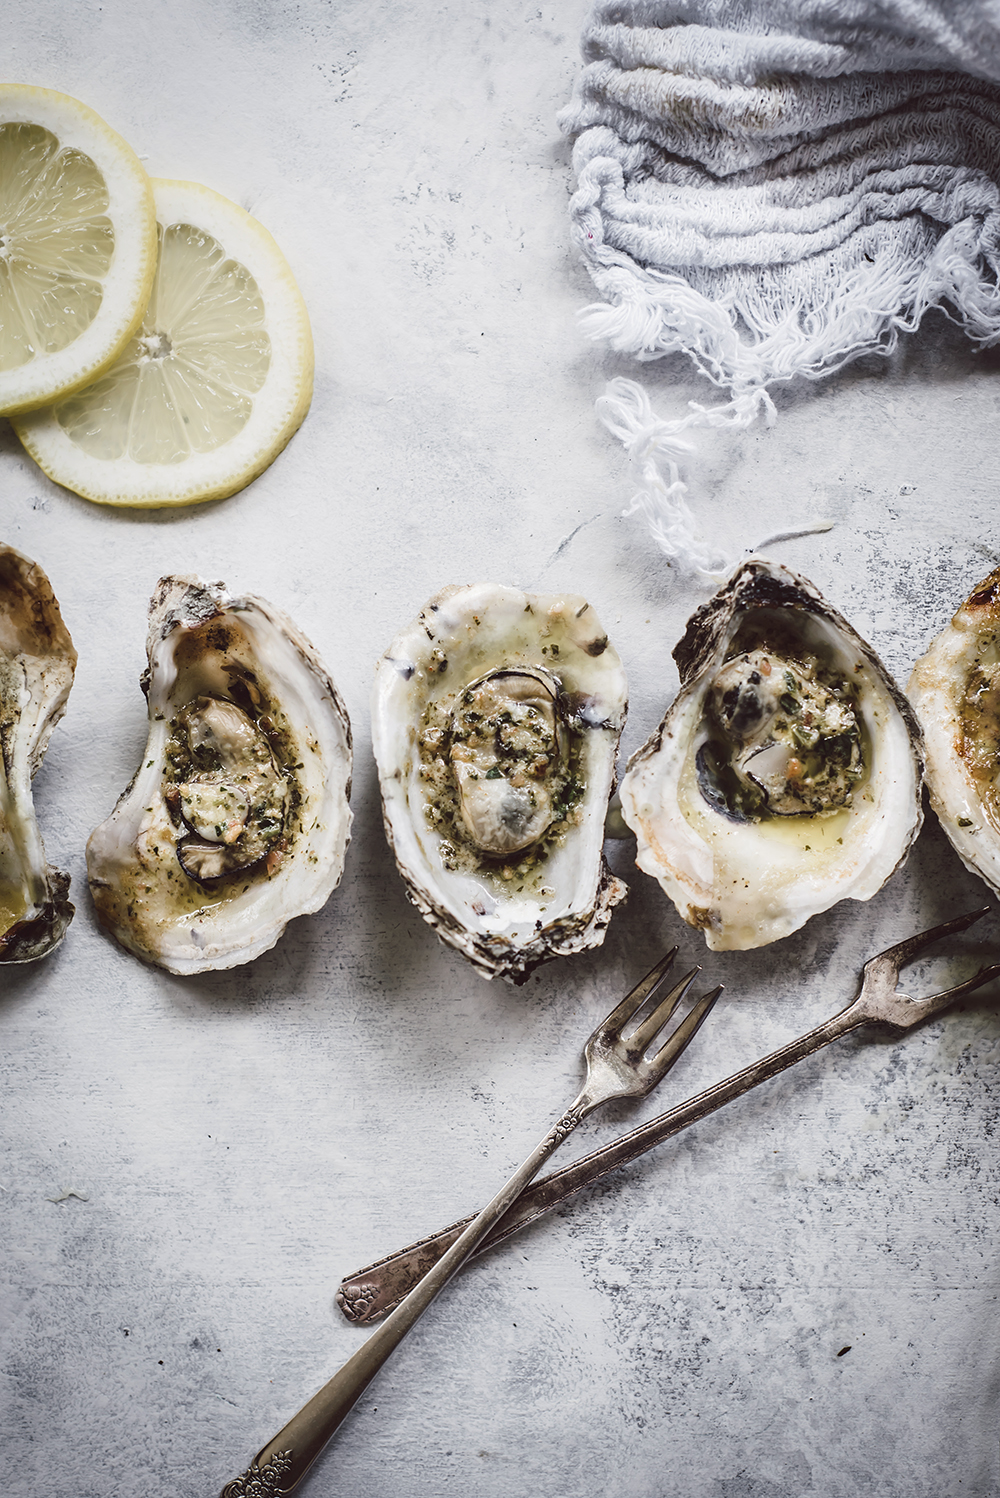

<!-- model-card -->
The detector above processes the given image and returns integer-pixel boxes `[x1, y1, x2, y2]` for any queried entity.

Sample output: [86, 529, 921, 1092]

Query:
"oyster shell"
[619, 560, 923, 951]
[908, 564, 1000, 895]
[371, 583, 628, 981]
[0, 543, 77, 963]
[87, 575, 352, 974]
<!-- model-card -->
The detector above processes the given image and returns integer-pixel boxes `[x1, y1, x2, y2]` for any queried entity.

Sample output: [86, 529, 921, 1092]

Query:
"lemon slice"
[13, 178, 314, 507]
[0, 84, 156, 416]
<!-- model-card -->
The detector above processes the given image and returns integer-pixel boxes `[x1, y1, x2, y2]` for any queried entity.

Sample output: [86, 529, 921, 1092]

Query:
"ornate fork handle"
[222, 1104, 593, 1496]
[221, 954, 720, 1496]
[338, 908, 1000, 1326]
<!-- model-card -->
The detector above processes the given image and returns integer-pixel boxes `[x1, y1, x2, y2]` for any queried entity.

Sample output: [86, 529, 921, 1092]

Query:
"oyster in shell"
[371, 583, 628, 981]
[0, 543, 77, 963]
[908, 564, 1000, 895]
[620, 560, 923, 951]
[87, 575, 352, 974]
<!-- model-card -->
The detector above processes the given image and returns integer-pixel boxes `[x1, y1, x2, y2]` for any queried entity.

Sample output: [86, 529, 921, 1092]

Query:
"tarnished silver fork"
[220, 951, 722, 1497]
[338, 907, 1000, 1326]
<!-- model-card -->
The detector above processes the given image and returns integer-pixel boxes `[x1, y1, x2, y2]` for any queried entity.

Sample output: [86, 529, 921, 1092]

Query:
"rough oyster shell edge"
[620, 559, 925, 951]
[908, 564, 1000, 897]
[0, 542, 77, 963]
[371, 582, 629, 983]
[86, 575, 353, 975]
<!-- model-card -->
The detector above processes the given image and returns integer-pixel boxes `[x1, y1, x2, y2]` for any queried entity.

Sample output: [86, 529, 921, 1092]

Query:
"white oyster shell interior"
[371, 583, 628, 980]
[908, 565, 1000, 895]
[86, 575, 352, 975]
[620, 560, 923, 951]
[0, 543, 77, 963]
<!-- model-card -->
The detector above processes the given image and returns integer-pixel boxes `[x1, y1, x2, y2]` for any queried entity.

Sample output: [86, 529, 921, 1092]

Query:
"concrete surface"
[2, 3, 999, 1495]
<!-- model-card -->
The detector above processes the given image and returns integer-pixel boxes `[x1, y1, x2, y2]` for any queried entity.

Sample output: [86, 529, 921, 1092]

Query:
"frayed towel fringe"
[579, 217, 1000, 382]
[562, 2, 1000, 578]
[595, 378, 836, 582]
[585, 221, 1000, 577]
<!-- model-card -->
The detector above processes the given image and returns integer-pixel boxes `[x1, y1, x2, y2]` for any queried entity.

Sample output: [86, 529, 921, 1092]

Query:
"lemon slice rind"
[13, 178, 314, 508]
[0, 83, 156, 417]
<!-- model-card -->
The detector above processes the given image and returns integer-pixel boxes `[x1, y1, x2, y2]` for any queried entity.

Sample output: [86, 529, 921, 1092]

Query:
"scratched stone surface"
[2, 3, 1000, 1496]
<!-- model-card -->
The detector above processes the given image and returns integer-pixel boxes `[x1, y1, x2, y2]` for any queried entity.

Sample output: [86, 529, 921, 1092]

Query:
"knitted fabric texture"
[559, 1, 1000, 577]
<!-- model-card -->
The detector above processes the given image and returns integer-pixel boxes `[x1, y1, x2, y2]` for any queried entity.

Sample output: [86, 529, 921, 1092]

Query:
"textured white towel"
[559, 1, 1000, 577]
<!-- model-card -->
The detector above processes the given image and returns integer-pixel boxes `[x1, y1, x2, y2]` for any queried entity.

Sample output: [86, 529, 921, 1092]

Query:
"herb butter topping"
[163, 696, 289, 883]
[418, 667, 584, 881]
[956, 629, 1000, 830]
[698, 648, 864, 822]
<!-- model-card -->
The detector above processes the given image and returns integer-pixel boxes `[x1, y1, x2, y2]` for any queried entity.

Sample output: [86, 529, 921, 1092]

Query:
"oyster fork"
[220, 951, 722, 1497]
[338, 906, 1000, 1325]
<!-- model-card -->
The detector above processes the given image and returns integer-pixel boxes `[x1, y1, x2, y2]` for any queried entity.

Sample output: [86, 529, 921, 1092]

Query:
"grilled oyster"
[908, 564, 1000, 895]
[0, 543, 77, 962]
[86, 575, 352, 974]
[371, 583, 628, 981]
[620, 560, 923, 950]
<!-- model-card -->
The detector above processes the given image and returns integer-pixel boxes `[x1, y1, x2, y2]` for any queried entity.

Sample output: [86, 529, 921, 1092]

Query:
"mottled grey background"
[2, 3, 999, 1496]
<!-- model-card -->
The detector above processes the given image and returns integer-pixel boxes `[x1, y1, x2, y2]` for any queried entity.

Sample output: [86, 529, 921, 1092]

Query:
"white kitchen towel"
[559, 1, 1000, 577]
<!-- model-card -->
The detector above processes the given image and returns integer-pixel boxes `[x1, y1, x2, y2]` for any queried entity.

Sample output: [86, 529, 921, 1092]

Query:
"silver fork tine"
[627, 966, 702, 1054]
[868, 906, 991, 976]
[591, 947, 678, 1043]
[922, 963, 1000, 1008]
[858, 907, 998, 1027]
[646, 984, 724, 1079]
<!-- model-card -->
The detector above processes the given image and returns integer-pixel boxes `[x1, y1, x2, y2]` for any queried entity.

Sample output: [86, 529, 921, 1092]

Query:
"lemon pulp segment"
[0, 123, 113, 371]
[13, 177, 313, 506]
[55, 221, 272, 463]
[0, 85, 156, 415]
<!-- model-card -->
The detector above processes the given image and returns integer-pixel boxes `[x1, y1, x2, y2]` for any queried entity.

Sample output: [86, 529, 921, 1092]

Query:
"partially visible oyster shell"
[87, 575, 352, 974]
[620, 560, 923, 951]
[0, 543, 77, 962]
[371, 583, 628, 981]
[908, 564, 1000, 895]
